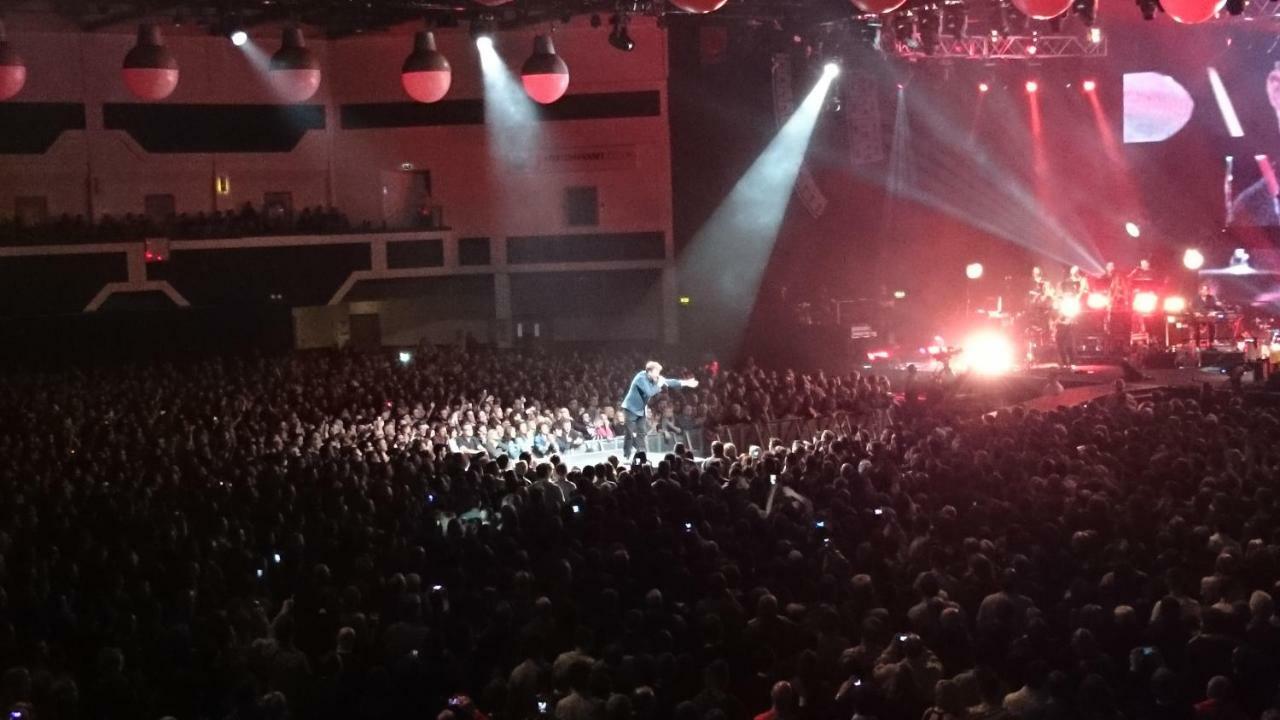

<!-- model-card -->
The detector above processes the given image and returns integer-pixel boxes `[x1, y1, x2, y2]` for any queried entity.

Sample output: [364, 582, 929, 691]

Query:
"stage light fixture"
[269, 26, 321, 102]
[960, 330, 1015, 376]
[1025, 80, 1038, 93]
[1026, 43, 1038, 55]
[1183, 248, 1205, 270]
[942, 2, 969, 37]
[0, 20, 27, 101]
[1138, 0, 1157, 20]
[1163, 296, 1187, 314]
[402, 30, 451, 103]
[1059, 294, 1082, 318]
[123, 23, 180, 101]
[1073, 0, 1097, 24]
[965, 262, 984, 279]
[1125, 221, 1140, 237]
[608, 16, 635, 51]
[917, 5, 942, 54]
[823, 61, 840, 78]
[978, 82, 990, 92]
[1082, 79, 1096, 92]
[521, 34, 570, 104]
[891, 12, 917, 47]
[1085, 292, 1110, 310]
[1133, 291, 1159, 315]
[230, 29, 248, 46]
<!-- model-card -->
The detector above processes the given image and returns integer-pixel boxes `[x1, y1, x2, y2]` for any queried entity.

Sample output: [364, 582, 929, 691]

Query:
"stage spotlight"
[398, 350, 413, 365]
[1089, 27, 1102, 43]
[1060, 294, 1082, 318]
[1133, 291, 1159, 315]
[1163, 296, 1187, 314]
[1125, 221, 1140, 238]
[1026, 43, 1038, 56]
[893, 290, 908, 299]
[1082, 79, 1096, 92]
[961, 330, 1015, 376]
[823, 62, 840, 78]
[608, 19, 635, 51]
[965, 262, 984, 280]
[475, 35, 494, 50]
[1085, 292, 1110, 310]
[1183, 248, 1205, 270]
[978, 82, 990, 93]
[1138, 0, 1157, 20]
[1074, 0, 1098, 25]
[1025, 80, 1038, 93]
[230, 30, 248, 46]
[942, 2, 968, 38]
[891, 12, 917, 47]
[917, 5, 942, 54]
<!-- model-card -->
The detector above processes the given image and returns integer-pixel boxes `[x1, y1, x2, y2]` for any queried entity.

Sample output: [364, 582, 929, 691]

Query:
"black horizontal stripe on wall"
[386, 238, 444, 269]
[0, 103, 86, 155]
[507, 232, 665, 264]
[103, 104, 325, 153]
[341, 91, 661, 129]
[150, 243, 369, 305]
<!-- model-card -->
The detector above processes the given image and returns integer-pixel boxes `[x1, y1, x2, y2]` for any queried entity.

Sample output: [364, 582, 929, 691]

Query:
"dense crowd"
[0, 347, 1278, 720]
[0, 203, 357, 245]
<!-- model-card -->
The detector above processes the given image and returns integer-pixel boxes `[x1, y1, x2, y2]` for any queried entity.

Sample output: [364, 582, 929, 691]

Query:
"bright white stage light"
[1125, 222, 1141, 238]
[961, 331, 1015, 376]
[1163, 296, 1187, 314]
[965, 262, 984, 280]
[1133, 291, 1159, 315]
[1183, 248, 1205, 270]
[1085, 292, 1109, 311]
[823, 62, 840, 78]
[476, 36, 494, 50]
[231, 30, 248, 47]
[1059, 294, 1082, 318]
[398, 351, 412, 365]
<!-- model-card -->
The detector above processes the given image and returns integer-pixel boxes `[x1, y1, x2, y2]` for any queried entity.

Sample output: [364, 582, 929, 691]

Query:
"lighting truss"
[887, 33, 1106, 60]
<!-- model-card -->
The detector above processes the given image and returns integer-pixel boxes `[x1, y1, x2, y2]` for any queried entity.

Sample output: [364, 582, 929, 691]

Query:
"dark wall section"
[151, 243, 370, 305]
[510, 269, 660, 317]
[507, 232, 665, 264]
[386, 239, 445, 269]
[0, 103, 86, 154]
[0, 306, 293, 370]
[0, 253, 126, 316]
[103, 104, 325, 153]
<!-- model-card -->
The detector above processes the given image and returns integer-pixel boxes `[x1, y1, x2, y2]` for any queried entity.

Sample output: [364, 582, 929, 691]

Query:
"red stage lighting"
[1133, 291, 1159, 315]
[1025, 80, 1038, 94]
[1082, 79, 1097, 92]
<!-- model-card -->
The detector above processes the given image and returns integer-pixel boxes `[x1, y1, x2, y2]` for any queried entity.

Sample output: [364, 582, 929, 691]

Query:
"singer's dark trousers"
[622, 410, 647, 458]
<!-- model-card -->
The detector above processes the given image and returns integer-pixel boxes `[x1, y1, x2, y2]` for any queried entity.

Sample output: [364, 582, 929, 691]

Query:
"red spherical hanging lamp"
[520, 35, 569, 105]
[1010, 0, 1073, 19]
[670, 0, 730, 13]
[401, 31, 451, 104]
[851, 0, 908, 13]
[0, 21, 26, 101]
[269, 27, 321, 103]
[122, 23, 179, 101]
[1160, 0, 1226, 23]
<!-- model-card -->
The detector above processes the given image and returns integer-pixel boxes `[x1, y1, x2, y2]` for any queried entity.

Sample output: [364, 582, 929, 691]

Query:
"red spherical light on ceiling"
[122, 23, 179, 101]
[1010, 0, 1073, 19]
[0, 21, 26, 101]
[521, 35, 569, 105]
[670, 0, 730, 13]
[270, 27, 321, 103]
[401, 30, 451, 104]
[850, 0, 908, 14]
[1160, 0, 1226, 23]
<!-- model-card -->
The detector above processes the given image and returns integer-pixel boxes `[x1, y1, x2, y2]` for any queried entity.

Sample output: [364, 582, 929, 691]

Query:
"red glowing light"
[1025, 80, 1039, 94]
[1082, 79, 1097, 92]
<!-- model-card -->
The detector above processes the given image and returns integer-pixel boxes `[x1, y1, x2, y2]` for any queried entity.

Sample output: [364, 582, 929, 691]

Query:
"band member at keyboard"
[1193, 283, 1221, 347]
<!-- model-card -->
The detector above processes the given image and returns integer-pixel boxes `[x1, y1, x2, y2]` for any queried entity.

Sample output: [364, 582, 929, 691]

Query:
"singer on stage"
[620, 361, 699, 458]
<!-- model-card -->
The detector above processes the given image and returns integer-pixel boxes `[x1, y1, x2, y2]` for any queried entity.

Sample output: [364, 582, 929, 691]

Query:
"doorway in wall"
[380, 169, 435, 230]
